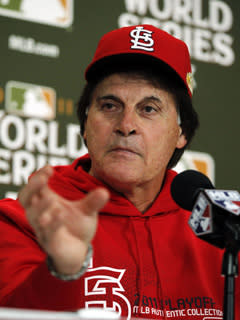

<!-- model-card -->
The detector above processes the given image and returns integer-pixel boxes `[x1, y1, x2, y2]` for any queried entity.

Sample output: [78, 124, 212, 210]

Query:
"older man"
[0, 25, 238, 319]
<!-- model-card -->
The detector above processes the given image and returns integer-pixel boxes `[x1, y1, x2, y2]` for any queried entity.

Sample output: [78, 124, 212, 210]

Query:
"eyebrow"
[96, 95, 163, 105]
[140, 96, 163, 105]
[96, 95, 123, 104]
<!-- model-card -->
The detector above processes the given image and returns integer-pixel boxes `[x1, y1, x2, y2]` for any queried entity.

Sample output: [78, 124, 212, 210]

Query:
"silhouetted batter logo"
[6, 81, 56, 120]
[174, 150, 215, 184]
[0, 0, 73, 28]
[189, 193, 212, 236]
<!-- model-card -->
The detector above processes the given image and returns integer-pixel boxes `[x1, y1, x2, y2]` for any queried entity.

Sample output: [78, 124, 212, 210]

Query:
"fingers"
[35, 202, 65, 246]
[25, 183, 61, 233]
[29, 188, 110, 261]
[18, 164, 110, 258]
[78, 188, 110, 216]
[18, 165, 53, 208]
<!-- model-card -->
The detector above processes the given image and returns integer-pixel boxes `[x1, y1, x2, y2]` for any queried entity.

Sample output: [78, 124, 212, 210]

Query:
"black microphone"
[171, 169, 214, 211]
[171, 170, 240, 320]
[171, 170, 240, 249]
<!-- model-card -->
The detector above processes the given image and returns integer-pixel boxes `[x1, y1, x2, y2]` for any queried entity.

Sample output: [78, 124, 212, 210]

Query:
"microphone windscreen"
[171, 170, 214, 211]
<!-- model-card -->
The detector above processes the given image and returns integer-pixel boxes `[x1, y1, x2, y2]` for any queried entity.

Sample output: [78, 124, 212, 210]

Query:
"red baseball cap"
[85, 24, 193, 97]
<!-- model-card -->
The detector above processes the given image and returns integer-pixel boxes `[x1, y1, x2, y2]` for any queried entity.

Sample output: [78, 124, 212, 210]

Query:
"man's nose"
[115, 109, 137, 137]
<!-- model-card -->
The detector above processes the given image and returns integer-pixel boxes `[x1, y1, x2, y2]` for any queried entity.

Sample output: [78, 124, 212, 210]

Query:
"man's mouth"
[110, 147, 139, 156]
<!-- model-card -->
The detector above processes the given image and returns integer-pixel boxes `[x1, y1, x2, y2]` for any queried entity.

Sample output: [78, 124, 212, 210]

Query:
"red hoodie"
[0, 155, 239, 320]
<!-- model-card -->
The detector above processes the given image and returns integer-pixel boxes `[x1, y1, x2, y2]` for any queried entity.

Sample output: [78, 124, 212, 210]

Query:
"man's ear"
[83, 114, 88, 140]
[82, 128, 88, 147]
[176, 127, 187, 149]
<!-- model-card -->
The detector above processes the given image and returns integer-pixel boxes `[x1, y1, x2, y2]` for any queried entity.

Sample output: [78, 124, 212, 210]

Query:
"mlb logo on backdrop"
[0, 0, 73, 28]
[174, 150, 215, 184]
[6, 81, 56, 120]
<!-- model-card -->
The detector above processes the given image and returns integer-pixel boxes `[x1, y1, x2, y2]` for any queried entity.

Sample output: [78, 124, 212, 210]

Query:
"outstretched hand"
[18, 166, 110, 275]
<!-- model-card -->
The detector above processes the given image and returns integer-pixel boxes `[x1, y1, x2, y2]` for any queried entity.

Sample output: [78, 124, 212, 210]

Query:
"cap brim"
[85, 53, 186, 90]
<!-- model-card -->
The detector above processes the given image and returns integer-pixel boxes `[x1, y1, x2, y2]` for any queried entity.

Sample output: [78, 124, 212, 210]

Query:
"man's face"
[84, 73, 187, 193]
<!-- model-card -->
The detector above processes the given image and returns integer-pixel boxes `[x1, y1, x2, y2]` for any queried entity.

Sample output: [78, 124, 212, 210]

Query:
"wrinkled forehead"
[93, 70, 177, 97]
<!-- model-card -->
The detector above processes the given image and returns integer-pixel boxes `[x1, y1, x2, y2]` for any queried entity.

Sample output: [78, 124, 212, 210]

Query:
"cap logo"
[130, 26, 154, 52]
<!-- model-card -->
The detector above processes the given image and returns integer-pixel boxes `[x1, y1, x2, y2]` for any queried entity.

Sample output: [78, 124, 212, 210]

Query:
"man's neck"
[122, 182, 163, 213]
[103, 174, 165, 213]
[88, 165, 166, 213]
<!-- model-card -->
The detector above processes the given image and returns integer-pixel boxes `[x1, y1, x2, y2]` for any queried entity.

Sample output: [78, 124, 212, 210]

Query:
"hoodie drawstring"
[131, 216, 167, 319]
[131, 217, 145, 314]
[148, 217, 167, 320]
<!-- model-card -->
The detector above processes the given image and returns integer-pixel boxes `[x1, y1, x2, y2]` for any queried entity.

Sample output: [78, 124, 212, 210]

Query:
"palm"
[19, 166, 109, 274]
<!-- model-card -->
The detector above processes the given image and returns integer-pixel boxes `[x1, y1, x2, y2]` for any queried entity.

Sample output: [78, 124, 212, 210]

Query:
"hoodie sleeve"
[0, 199, 84, 311]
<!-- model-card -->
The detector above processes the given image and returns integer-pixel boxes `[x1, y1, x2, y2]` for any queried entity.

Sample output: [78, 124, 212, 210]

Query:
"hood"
[48, 154, 180, 217]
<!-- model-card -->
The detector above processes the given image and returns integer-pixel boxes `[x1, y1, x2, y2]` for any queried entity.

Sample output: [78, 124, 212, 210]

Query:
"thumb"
[77, 188, 110, 216]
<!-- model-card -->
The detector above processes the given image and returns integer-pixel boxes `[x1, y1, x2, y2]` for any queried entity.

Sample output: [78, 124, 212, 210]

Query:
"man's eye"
[102, 103, 116, 111]
[143, 106, 157, 113]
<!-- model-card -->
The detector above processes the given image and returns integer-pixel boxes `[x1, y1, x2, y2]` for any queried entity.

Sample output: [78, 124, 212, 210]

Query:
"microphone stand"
[222, 248, 238, 320]
[221, 222, 240, 320]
